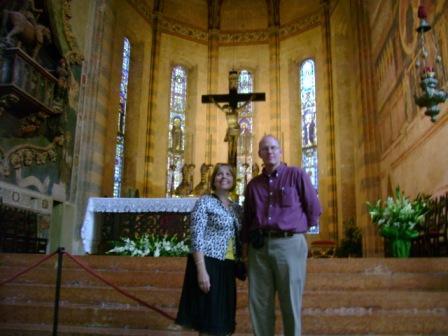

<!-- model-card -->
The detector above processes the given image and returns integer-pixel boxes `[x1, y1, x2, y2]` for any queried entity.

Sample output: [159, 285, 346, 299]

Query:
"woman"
[176, 163, 242, 335]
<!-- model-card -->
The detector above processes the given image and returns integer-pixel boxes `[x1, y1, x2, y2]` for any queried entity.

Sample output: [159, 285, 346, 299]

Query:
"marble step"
[2, 254, 448, 273]
[2, 283, 448, 312]
[2, 265, 448, 291]
[1, 254, 447, 335]
[0, 302, 447, 335]
[0, 323, 199, 336]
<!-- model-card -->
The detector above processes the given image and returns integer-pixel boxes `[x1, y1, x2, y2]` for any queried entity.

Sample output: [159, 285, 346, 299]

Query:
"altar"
[82, 197, 198, 254]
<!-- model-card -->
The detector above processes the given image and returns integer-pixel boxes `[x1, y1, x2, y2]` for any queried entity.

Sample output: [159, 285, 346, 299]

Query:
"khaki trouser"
[248, 234, 308, 336]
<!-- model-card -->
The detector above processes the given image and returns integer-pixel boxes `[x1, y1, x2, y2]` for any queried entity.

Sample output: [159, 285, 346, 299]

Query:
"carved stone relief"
[174, 164, 196, 196]
[0, 0, 81, 199]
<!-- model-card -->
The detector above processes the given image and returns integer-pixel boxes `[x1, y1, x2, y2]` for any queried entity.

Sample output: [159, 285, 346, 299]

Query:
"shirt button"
[269, 192, 273, 195]
[269, 204, 272, 207]
[269, 180, 273, 183]
[268, 217, 271, 220]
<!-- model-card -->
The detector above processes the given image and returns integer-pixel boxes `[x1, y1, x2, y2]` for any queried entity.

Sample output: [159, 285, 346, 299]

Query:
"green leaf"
[366, 186, 429, 241]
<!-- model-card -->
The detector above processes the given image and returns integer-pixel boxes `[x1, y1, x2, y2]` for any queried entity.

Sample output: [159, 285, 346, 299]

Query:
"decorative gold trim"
[278, 14, 321, 39]
[159, 18, 208, 42]
[127, 0, 152, 20]
[219, 30, 269, 44]
[126, 0, 321, 45]
[62, 0, 83, 64]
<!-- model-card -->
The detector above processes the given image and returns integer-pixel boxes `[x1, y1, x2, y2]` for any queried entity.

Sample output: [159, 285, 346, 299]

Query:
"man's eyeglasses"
[260, 146, 279, 152]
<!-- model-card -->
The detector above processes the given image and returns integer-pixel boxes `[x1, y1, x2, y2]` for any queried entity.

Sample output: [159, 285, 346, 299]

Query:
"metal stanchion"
[52, 247, 65, 336]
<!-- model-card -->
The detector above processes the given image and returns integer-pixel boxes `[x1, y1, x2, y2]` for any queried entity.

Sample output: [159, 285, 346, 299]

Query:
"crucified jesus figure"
[211, 98, 252, 166]
[201, 70, 266, 167]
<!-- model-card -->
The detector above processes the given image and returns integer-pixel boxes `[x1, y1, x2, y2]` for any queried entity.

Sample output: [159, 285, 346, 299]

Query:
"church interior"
[0, 0, 448, 334]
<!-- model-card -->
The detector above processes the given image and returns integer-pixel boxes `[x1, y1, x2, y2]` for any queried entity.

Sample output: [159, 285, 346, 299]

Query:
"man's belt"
[261, 230, 295, 238]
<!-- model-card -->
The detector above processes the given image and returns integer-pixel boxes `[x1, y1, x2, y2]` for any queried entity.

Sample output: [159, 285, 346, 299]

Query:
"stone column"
[352, 0, 382, 256]
[143, 8, 162, 195]
[268, 19, 281, 137]
[321, 0, 339, 241]
[70, 0, 114, 254]
[205, 1, 221, 166]
[206, 29, 220, 165]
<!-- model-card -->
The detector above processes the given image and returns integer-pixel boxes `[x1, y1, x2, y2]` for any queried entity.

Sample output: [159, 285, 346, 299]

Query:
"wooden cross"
[201, 70, 266, 166]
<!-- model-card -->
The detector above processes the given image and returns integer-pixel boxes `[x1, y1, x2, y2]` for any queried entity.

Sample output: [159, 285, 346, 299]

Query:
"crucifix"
[201, 70, 266, 166]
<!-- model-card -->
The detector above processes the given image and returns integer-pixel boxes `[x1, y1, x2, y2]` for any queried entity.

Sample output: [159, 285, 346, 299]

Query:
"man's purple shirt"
[242, 163, 322, 242]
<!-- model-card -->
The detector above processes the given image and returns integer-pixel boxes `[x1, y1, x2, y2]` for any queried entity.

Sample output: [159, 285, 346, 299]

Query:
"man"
[242, 135, 322, 336]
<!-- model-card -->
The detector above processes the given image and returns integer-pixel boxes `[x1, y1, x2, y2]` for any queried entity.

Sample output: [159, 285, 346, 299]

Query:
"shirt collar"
[262, 162, 286, 178]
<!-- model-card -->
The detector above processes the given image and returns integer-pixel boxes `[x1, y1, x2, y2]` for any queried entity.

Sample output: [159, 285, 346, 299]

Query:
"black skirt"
[176, 254, 236, 335]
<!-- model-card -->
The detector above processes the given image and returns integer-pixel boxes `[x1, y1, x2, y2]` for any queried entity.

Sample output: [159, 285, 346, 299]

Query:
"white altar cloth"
[82, 197, 198, 254]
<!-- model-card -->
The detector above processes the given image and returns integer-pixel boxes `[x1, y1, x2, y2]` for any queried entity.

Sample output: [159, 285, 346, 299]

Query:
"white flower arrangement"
[107, 233, 190, 257]
[367, 187, 429, 240]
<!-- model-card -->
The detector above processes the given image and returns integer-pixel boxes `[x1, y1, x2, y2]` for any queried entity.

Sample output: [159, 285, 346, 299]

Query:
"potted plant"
[366, 187, 429, 258]
[336, 218, 363, 257]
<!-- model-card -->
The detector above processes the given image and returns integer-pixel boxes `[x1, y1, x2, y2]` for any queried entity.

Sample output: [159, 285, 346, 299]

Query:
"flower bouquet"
[367, 187, 429, 257]
[107, 233, 190, 257]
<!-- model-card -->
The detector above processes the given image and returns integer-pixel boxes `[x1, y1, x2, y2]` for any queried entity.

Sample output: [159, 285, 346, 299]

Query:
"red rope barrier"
[0, 250, 59, 286]
[63, 252, 176, 321]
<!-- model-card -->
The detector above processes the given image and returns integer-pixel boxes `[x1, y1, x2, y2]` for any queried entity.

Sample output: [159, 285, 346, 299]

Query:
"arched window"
[166, 65, 188, 195]
[300, 59, 319, 233]
[113, 37, 131, 198]
[236, 69, 254, 200]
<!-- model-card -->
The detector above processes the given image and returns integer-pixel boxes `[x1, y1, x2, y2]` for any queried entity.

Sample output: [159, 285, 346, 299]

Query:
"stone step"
[302, 315, 448, 335]
[0, 302, 178, 330]
[2, 265, 448, 291]
[0, 302, 447, 334]
[2, 283, 448, 311]
[1, 254, 447, 335]
[2, 254, 448, 273]
[0, 254, 188, 271]
[0, 266, 186, 288]
[3, 255, 448, 287]
[307, 271, 448, 291]
[0, 323, 199, 336]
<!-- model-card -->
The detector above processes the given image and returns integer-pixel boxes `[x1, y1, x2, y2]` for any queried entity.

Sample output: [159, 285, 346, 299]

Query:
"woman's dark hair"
[210, 163, 236, 192]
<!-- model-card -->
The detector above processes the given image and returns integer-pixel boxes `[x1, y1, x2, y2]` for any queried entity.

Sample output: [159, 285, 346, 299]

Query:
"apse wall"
[368, 1, 448, 198]
[148, 33, 208, 196]
[279, 26, 337, 240]
[81, 0, 343, 243]
[99, 0, 153, 198]
[329, 0, 359, 251]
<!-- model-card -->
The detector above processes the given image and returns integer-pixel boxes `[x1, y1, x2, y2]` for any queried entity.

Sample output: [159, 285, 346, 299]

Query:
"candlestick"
[209, 133, 213, 164]
[191, 133, 195, 164]
[187, 133, 192, 163]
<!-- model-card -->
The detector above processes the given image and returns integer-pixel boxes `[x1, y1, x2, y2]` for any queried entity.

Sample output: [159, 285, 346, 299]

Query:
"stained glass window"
[300, 59, 319, 234]
[236, 70, 254, 201]
[113, 37, 131, 198]
[166, 65, 188, 195]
